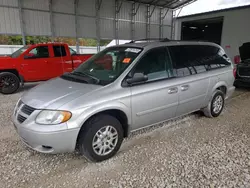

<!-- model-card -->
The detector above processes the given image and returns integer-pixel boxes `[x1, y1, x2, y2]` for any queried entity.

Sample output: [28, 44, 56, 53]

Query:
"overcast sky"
[179, 0, 250, 16]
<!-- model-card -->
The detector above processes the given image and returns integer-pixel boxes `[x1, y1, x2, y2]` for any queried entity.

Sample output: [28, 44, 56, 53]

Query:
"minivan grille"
[21, 105, 36, 115]
[15, 101, 36, 124]
[17, 114, 27, 123]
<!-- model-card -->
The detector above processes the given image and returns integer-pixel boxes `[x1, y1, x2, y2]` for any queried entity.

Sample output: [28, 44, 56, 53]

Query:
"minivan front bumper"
[12, 116, 80, 154]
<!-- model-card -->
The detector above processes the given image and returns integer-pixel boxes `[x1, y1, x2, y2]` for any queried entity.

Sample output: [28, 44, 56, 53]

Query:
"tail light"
[234, 55, 241, 64]
[233, 67, 237, 78]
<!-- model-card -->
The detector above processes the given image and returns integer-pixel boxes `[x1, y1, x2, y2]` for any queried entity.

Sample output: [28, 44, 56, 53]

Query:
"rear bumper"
[226, 86, 235, 100]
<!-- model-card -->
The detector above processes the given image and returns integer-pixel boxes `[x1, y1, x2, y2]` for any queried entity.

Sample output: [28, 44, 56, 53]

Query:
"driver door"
[129, 47, 179, 131]
[21, 45, 50, 81]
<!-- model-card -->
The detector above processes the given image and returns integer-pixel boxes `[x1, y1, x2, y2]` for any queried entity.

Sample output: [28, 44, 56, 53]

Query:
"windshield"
[11, 46, 30, 58]
[62, 46, 142, 85]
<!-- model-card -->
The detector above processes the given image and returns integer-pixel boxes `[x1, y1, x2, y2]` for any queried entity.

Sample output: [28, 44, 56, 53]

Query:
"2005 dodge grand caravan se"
[12, 39, 235, 162]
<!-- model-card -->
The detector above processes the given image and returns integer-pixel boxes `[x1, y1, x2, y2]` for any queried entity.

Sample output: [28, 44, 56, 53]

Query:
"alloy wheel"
[92, 125, 118, 156]
[212, 95, 223, 114]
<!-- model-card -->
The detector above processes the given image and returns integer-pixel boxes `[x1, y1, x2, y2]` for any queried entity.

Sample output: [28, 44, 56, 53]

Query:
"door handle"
[181, 85, 189, 91]
[44, 60, 48, 63]
[168, 87, 178, 94]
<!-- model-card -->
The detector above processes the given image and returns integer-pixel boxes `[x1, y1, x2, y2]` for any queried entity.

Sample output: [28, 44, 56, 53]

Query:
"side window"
[198, 45, 231, 70]
[69, 47, 77, 55]
[169, 45, 230, 77]
[53, 45, 66, 57]
[207, 46, 231, 68]
[28, 46, 49, 58]
[133, 47, 172, 81]
[169, 45, 196, 77]
[190, 46, 210, 73]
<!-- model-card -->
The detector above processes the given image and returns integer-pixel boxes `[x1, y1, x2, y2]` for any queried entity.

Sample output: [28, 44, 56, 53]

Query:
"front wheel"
[77, 114, 124, 162]
[203, 90, 225, 118]
[0, 72, 20, 94]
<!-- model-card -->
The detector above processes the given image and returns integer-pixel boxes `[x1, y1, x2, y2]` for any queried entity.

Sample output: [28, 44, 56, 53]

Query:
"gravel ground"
[1, 84, 250, 188]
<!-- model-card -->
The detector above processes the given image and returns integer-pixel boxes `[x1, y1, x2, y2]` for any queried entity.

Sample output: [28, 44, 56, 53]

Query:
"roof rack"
[160, 38, 171, 42]
[127, 38, 171, 44]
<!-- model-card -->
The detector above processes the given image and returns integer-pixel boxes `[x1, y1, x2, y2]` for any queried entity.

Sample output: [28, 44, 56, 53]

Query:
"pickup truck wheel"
[77, 114, 124, 162]
[0, 72, 20, 94]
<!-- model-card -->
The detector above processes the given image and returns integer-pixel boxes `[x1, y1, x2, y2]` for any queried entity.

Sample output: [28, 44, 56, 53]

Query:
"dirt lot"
[1, 85, 250, 188]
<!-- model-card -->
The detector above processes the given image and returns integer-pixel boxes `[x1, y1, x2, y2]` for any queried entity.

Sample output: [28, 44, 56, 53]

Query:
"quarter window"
[169, 45, 231, 78]
[133, 47, 173, 81]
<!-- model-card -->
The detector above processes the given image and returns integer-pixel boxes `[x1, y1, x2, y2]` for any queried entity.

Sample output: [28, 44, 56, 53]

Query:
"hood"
[21, 77, 102, 109]
[239, 42, 250, 61]
[0, 56, 16, 69]
[0, 56, 12, 60]
[0, 55, 11, 59]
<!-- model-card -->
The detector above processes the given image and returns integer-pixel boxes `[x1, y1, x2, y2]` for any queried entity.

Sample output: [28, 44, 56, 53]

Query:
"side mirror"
[24, 53, 35, 59]
[126, 73, 148, 85]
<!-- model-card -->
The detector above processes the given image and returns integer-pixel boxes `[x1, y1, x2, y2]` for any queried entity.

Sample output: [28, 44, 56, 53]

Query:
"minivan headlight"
[36, 110, 72, 125]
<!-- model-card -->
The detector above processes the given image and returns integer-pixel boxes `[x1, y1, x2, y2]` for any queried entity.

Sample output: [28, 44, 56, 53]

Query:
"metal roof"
[0, 0, 198, 47]
[177, 4, 250, 19]
[127, 0, 195, 9]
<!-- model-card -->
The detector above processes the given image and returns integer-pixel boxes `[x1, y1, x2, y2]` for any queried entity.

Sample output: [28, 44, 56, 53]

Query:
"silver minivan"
[12, 40, 235, 162]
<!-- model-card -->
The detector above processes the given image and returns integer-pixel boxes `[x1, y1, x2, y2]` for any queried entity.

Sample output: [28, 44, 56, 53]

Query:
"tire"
[77, 114, 124, 162]
[203, 90, 225, 118]
[0, 72, 20, 94]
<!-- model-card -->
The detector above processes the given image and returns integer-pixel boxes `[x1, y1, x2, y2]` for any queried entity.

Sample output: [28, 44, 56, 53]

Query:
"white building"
[174, 5, 250, 61]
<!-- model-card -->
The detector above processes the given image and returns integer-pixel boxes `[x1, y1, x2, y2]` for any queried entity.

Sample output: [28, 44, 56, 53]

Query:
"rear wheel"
[203, 90, 225, 118]
[0, 72, 20, 94]
[77, 114, 124, 162]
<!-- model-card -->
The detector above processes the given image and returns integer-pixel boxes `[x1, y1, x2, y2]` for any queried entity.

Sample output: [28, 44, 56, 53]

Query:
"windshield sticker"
[122, 58, 131, 64]
[125, 48, 141, 53]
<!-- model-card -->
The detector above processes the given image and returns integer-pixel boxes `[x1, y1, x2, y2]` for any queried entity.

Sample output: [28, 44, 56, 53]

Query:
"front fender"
[67, 101, 131, 130]
[0, 58, 17, 70]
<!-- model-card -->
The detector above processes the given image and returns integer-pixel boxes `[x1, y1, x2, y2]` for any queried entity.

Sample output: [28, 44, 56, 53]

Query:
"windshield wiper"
[72, 71, 100, 84]
[61, 73, 89, 84]
[71, 71, 86, 77]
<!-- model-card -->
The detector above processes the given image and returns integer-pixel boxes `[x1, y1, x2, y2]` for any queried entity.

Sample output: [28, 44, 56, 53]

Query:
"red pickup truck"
[0, 43, 94, 94]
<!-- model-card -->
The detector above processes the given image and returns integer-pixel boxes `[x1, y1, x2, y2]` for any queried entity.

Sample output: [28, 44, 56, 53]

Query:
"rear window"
[69, 47, 77, 55]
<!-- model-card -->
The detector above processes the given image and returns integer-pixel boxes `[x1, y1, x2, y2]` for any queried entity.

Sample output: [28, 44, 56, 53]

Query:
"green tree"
[9, 36, 23, 45]
[0, 35, 111, 46]
[0, 35, 9, 44]
[25, 36, 51, 44]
